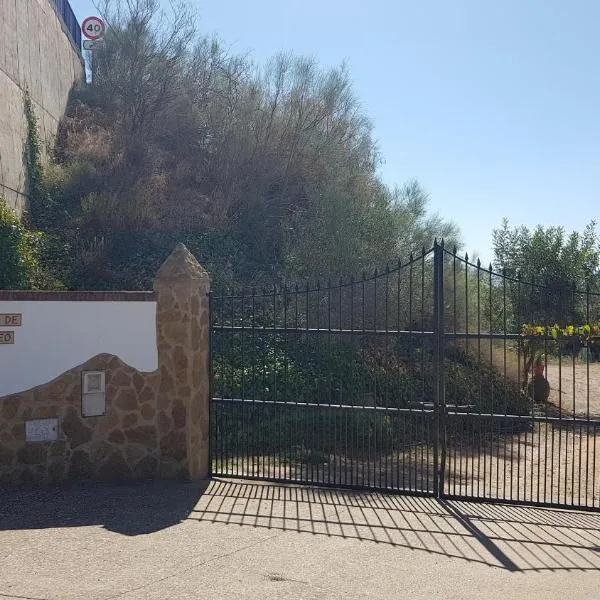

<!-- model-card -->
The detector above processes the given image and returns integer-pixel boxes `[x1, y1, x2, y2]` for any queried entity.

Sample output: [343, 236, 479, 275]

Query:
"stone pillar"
[154, 243, 211, 480]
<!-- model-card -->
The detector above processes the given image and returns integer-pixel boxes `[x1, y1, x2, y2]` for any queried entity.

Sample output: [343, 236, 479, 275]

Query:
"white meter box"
[82, 371, 106, 417]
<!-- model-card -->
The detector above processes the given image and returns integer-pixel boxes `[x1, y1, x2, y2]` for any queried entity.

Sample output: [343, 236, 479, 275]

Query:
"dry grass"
[451, 339, 522, 383]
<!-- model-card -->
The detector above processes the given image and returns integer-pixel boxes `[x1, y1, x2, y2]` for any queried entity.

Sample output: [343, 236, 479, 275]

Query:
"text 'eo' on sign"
[0, 313, 22, 326]
[0, 331, 14, 344]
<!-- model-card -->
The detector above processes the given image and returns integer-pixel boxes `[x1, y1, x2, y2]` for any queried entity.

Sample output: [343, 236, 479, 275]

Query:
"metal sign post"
[81, 16, 105, 84]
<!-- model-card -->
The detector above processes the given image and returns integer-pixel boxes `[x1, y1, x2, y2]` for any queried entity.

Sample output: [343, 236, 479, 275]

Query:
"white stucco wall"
[0, 301, 158, 397]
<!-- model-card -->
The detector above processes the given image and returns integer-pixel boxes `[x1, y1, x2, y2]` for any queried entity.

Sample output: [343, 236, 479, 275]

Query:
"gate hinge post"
[433, 241, 446, 498]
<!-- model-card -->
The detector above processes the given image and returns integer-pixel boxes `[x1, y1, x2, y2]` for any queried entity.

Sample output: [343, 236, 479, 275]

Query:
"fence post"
[154, 243, 211, 480]
[433, 241, 446, 497]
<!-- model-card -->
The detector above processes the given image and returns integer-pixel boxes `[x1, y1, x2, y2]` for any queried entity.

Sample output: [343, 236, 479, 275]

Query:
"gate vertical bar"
[433, 241, 445, 497]
[208, 290, 214, 476]
[439, 244, 446, 496]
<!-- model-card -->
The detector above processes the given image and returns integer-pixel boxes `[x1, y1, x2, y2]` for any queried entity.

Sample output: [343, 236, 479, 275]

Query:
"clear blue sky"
[72, 0, 599, 264]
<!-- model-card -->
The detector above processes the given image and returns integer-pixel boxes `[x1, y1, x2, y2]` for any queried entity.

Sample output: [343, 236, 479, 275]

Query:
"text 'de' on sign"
[0, 314, 21, 326]
[0, 331, 14, 344]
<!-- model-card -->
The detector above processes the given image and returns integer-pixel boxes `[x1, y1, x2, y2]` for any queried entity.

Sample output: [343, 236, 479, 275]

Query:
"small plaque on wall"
[0, 331, 14, 344]
[26, 418, 59, 443]
[0, 314, 22, 326]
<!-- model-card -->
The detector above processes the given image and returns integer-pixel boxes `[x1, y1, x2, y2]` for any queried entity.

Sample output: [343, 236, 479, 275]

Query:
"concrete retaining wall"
[0, 0, 84, 215]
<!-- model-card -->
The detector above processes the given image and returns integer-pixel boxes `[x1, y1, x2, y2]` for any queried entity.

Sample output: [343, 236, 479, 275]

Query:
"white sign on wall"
[26, 419, 59, 443]
[82, 371, 106, 417]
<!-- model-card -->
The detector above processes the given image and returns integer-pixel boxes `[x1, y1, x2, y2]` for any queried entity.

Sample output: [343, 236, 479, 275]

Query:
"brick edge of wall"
[0, 291, 155, 301]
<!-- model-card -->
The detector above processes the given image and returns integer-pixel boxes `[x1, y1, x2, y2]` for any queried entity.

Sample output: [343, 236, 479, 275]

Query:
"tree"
[492, 219, 600, 325]
[392, 180, 460, 257]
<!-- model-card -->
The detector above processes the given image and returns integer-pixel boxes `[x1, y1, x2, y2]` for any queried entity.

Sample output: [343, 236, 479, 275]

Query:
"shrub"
[0, 198, 63, 290]
[211, 332, 530, 458]
[0, 199, 45, 289]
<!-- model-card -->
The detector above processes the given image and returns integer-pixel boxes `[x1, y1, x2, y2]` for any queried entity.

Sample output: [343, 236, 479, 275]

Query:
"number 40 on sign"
[82, 16, 105, 41]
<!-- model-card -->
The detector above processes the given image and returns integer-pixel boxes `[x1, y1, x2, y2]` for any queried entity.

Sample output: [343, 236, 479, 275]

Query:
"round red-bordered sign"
[82, 16, 105, 41]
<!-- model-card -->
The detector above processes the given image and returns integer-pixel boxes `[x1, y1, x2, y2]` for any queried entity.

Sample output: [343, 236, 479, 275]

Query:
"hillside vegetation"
[13, 0, 459, 292]
[2, 0, 557, 427]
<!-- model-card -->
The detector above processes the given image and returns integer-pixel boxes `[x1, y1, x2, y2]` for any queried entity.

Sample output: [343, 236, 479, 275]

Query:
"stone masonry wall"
[0, 244, 211, 488]
[0, 354, 161, 487]
[154, 243, 211, 480]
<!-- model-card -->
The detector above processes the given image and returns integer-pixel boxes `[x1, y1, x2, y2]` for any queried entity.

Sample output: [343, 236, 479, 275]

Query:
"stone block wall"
[0, 354, 162, 487]
[154, 243, 211, 480]
[0, 244, 211, 488]
[0, 0, 84, 214]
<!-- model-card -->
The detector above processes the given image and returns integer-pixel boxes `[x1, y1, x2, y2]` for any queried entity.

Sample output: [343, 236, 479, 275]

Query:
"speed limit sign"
[82, 16, 105, 41]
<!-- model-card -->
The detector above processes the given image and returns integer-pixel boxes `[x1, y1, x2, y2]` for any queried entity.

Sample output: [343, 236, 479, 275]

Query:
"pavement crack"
[0, 593, 50, 600]
[101, 532, 284, 600]
[265, 572, 310, 585]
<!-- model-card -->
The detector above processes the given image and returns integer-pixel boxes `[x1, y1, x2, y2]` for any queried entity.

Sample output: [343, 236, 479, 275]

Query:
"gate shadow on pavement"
[192, 478, 600, 572]
[1, 477, 599, 572]
[0, 479, 209, 536]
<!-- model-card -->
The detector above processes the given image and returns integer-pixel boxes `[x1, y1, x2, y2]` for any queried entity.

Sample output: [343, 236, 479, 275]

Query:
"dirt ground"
[215, 423, 600, 510]
[445, 423, 600, 508]
[213, 364, 600, 510]
[545, 362, 600, 417]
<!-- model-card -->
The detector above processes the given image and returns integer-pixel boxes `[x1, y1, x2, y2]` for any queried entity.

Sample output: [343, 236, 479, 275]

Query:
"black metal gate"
[210, 243, 600, 510]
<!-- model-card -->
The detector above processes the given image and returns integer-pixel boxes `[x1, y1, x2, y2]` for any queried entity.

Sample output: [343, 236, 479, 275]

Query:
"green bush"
[213, 334, 527, 413]
[22, 90, 55, 230]
[0, 199, 45, 289]
[212, 332, 530, 459]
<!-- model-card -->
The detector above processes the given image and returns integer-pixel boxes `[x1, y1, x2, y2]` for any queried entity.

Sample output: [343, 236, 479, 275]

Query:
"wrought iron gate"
[210, 243, 600, 510]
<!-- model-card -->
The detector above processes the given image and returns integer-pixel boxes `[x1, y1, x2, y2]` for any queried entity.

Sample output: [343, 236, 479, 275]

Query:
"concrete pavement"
[1, 478, 599, 599]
